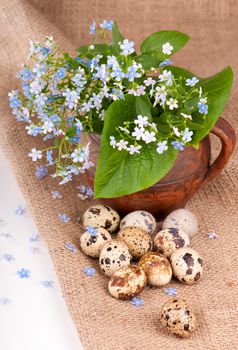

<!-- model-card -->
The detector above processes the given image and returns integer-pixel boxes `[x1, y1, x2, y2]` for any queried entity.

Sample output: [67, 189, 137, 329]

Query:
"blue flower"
[89, 21, 96, 35]
[186, 76, 199, 87]
[41, 280, 54, 288]
[85, 187, 94, 198]
[51, 190, 62, 199]
[171, 140, 185, 151]
[65, 242, 77, 253]
[120, 39, 135, 55]
[100, 20, 113, 30]
[58, 213, 70, 223]
[9, 94, 22, 108]
[46, 150, 54, 164]
[17, 67, 33, 81]
[14, 205, 26, 215]
[164, 287, 177, 296]
[83, 267, 96, 276]
[198, 101, 208, 115]
[54, 68, 66, 80]
[125, 64, 141, 82]
[35, 165, 48, 180]
[86, 226, 98, 236]
[2, 253, 15, 262]
[17, 268, 31, 279]
[131, 297, 144, 307]
[159, 59, 173, 67]
[111, 67, 125, 81]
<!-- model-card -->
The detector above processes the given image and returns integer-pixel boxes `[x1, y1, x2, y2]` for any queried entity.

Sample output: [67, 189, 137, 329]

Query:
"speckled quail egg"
[154, 228, 190, 258]
[99, 240, 132, 277]
[163, 208, 198, 238]
[160, 297, 197, 337]
[117, 226, 153, 259]
[83, 204, 120, 233]
[108, 265, 147, 299]
[138, 252, 172, 287]
[120, 210, 156, 235]
[170, 247, 203, 284]
[80, 227, 112, 258]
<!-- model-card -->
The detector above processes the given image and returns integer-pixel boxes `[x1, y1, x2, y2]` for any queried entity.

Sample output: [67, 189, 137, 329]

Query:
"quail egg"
[80, 227, 111, 258]
[83, 204, 120, 233]
[99, 240, 131, 277]
[108, 265, 147, 299]
[154, 228, 190, 258]
[163, 208, 198, 238]
[171, 247, 203, 284]
[117, 226, 153, 259]
[160, 297, 197, 337]
[120, 210, 156, 235]
[138, 252, 172, 287]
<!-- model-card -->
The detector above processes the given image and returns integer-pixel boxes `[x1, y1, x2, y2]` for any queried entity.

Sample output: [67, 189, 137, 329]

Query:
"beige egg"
[163, 209, 198, 238]
[171, 247, 203, 284]
[138, 252, 172, 287]
[83, 204, 120, 233]
[117, 226, 153, 259]
[160, 297, 197, 337]
[154, 228, 190, 258]
[99, 240, 132, 277]
[80, 227, 111, 258]
[108, 265, 147, 299]
[120, 210, 156, 234]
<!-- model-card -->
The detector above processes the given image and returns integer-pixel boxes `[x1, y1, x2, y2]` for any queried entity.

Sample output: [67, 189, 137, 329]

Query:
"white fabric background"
[0, 150, 83, 350]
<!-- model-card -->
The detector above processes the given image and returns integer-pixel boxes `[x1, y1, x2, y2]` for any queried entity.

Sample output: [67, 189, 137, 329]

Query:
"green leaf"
[94, 95, 177, 198]
[169, 66, 234, 144]
[134, 52, 165, 70]
[141, 30, 189, 54]
[135, 96, 152, 118]
[112, 21, 124, 45]
[76, 44, 108, 56]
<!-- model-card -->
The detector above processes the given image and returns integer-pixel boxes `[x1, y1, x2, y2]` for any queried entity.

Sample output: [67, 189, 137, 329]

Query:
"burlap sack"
[1, 1, 238, 349]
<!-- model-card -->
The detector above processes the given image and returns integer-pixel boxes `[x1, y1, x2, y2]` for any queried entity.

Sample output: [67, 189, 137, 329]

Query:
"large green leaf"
[94, 95, 177, 198]
[112, 21, 124, 45]
[141, 30, 189, 54]
[169, 66, 234, 144]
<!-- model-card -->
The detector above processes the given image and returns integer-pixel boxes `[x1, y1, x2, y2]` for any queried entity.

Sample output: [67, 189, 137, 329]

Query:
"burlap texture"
[1, 1, 238, 349]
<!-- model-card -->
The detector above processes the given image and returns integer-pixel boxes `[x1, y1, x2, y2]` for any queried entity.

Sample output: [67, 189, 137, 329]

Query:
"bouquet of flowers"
[9, 20, 233, 197]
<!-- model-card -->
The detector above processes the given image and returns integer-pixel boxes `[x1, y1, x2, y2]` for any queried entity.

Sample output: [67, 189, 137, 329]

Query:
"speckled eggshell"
[83, 205, 120, 233]
[108, 265, 147, 299]
[99, 240, 132, 277]
[117, 226, 153, 259]
[163, 209, 198, 238]
[120, 210, 156, 235]
[138, 252, 172, 287]
[80, 227, 112, 258]
[170, 247, 203, 284]
[154, 228, 190, 258]
[160, 297, 197, 337]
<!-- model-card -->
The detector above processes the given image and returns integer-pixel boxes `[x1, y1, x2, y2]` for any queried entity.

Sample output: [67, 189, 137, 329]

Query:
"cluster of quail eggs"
[80, 205, 203, 338]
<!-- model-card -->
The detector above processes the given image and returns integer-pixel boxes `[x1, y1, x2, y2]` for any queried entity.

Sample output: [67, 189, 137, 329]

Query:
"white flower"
[29, 79, 44, 94]
[71, 146, 89, 163]
[166, 98, 178, 110]
[107, 55, 119, 69]
[199, 86, 203, 98]
[185, 77, 199, 87]
[181, 128, 193, 143]
[156, 141, 168, 154]
[135, 85, 146, 96]
[62, 88, 79, 109]
[28, 148, 42, 161]
[135, 115, 149, 128]
[110, 136, 117, 148]
[142, 130, 156, 144]
[158, 70, 173, 86]
[42, 121, 54, 134]
[132, 127, 145, 140]
[162, 42, 173, 55]
[120, 39, 135, 55]
[154, 85, 167, 105]
[173, 127, 181, 137]
[75, 120, 83, 131]
[35, 93, 47, 107]
[127, 144, 142, 155]
[89, 45, 95, 50]
[144, 77, 156, 86]
[116, 139, 128, 151]
[181, 113, 192, 120]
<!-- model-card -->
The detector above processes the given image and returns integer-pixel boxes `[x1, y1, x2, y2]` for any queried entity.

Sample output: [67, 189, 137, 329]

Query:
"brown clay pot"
[85, 118, 236, 219]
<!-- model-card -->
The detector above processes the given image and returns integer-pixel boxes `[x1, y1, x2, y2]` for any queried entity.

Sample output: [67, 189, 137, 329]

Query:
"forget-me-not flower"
[65, 242, 77, 253]
[171, 140, 185, 151]
[58, 213, 70, 223]
[83, 267, 96, 276]
[86, 226, 98, 236]
[186, 76, 199, 87]
[164, 287, 177, 296]
[131, 297, 144, 307]
[41, 280, 54, 288]
[89, 21, 96, 35]
[120, 39, 135, 55]
[14, 205, 26, 215]
[35, 165, 48, 179]
[17, 268, 31, 279]
[100, 20, 113, 30]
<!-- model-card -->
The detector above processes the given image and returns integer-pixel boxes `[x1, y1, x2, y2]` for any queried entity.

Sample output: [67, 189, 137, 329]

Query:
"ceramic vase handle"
[203, 117, 236, 184]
